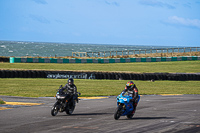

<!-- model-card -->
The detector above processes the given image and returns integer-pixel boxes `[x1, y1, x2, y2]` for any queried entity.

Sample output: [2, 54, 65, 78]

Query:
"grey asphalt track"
[0, 95, 200, 133]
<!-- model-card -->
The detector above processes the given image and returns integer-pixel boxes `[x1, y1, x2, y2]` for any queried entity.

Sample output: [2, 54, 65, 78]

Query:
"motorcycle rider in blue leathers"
[121, 81, 139, 114]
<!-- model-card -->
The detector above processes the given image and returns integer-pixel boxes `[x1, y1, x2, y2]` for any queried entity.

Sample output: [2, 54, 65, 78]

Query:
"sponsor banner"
[47, 73, 95, 79]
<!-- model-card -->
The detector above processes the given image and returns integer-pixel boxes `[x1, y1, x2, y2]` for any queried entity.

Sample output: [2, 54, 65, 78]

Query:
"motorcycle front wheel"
[51, 102, 59, 116]
[114, 105, 122, 120]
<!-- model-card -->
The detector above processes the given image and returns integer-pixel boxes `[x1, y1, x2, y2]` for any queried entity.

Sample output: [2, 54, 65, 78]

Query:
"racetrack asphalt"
[0, 95, 200, 133]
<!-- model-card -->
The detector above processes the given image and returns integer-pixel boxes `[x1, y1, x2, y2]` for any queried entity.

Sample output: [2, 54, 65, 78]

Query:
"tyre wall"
[0, 70, 200, 81]
[0, 57, 9, 62]
[9, 56, 200, 63]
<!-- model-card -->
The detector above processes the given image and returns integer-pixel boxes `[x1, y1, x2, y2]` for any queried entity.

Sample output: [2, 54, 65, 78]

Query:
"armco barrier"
[0, 70, 200, 81]
[9, 56, 200, 63]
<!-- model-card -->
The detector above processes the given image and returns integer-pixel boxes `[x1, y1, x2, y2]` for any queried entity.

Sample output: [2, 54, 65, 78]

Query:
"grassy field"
[0, 60, 200, 73]
[0, 78, 200, 97]
[0, 61, 199, 97]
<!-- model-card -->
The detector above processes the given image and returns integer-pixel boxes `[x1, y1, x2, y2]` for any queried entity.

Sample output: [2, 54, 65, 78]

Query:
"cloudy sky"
[0, 0, 200, 46]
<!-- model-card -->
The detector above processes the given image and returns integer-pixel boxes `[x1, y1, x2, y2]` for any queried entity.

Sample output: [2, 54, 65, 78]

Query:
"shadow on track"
[120, 117, 175, 120]
[133, 117, 174, 120]
[70, 113, 112, 116]
[55, 112, 112, 117]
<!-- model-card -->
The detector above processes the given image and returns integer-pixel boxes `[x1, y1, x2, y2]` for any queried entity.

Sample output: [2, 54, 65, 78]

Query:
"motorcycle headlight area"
[123, 98, 127, 101]
[56, 95, 65, 99]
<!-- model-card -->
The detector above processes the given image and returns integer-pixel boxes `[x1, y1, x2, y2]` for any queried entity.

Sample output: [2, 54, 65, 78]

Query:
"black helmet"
[126, 81, 134, 91]
[68, 78, 74, 86]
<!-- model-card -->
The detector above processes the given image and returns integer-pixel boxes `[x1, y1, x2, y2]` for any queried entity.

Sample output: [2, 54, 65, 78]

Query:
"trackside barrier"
[9, 56, 200, 63]
[0, 57, 9, 62]
[0, 70, 200, 81]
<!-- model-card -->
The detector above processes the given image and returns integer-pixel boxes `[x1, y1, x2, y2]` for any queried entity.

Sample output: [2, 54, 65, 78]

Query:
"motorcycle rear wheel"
[114, 105, 122, 120]
[66, 103, 75, 115]
[51, 102, 59, 116]
[127, 114, 134, 119]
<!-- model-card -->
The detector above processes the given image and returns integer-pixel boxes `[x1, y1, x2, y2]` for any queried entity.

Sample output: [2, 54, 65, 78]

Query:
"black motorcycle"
[51, 85, 81, 116]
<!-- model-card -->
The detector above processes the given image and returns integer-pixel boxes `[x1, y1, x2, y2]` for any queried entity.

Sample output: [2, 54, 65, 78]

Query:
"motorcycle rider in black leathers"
[59, 78, 78, 107]
[121, 81, 139, 114]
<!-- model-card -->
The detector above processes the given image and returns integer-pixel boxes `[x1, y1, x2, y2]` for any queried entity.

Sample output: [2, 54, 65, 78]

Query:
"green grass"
[0, 98, 5, 104]
[0, 61, 199, 97]
[1, 60, 200, 73]
[0, 78, 199, 97]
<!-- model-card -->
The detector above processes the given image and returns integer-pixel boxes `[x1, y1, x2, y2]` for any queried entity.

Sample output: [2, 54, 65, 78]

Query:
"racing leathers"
[60, 83, 78, 106]
[121, 85, 139, 114]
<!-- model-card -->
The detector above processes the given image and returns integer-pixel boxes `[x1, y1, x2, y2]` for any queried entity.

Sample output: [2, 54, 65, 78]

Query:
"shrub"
[0, 99, 5, 104]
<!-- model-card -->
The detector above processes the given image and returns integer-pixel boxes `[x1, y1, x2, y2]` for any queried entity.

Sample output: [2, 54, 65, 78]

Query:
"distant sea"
[0, 41, 176, 57]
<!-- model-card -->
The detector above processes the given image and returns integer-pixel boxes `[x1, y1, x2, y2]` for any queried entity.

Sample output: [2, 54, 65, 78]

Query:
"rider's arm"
[62, 84, 68, 89]
[73, 85, 77, 94]
[60, 84, 68, 94]
[121, 88, 127, 95]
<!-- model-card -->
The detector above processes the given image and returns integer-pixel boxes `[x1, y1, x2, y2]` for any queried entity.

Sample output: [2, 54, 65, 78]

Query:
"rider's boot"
[76, 98, 79, 103]
[132, 103, 137, 114]
[64, 102, 67, 110]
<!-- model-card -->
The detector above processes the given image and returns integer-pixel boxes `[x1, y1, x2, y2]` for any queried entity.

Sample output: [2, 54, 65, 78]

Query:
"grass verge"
[1, 60, 200, 73]
[0, 78, 199, 97]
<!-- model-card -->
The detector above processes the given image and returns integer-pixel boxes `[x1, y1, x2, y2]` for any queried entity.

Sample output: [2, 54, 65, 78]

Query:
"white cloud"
[168, 16, 200, 29]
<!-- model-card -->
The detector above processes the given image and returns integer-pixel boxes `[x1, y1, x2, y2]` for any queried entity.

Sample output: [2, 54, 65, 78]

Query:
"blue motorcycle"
[114, 92, 140, 120]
